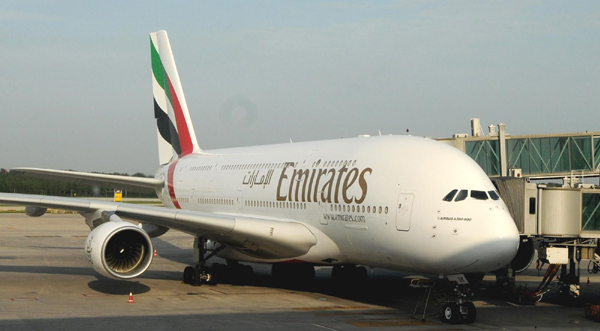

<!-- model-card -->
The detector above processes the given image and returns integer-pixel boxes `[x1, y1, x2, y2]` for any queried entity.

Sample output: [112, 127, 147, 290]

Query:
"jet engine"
[511, 236, 535, 273]
[85, 216, 153, 279]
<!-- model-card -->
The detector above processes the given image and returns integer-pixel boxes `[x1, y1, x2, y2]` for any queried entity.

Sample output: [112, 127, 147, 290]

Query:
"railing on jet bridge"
[439, 132, 600, 179]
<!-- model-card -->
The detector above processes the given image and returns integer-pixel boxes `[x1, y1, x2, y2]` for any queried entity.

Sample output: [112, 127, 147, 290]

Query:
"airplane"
[0, 30, 520, 324]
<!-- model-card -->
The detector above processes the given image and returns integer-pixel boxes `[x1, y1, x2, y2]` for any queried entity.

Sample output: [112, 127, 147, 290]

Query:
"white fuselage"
[155, 135, 520, 275]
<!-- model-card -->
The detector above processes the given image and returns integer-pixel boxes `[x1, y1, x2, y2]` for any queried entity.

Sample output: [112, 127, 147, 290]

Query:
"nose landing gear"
[411, 279, 477, 324]
[440, 301, 476, 324]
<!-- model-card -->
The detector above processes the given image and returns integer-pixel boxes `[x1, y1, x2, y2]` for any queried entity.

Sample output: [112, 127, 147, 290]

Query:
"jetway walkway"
[438, 119, 600, 179]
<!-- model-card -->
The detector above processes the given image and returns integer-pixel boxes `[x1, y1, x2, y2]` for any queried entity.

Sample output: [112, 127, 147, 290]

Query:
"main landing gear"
[182, 237, 217, 286]
[182, 237, 254, 286]
[331, 264, 368, 285]
[271, 263, 315, 287]
[183, 265, 213, 285]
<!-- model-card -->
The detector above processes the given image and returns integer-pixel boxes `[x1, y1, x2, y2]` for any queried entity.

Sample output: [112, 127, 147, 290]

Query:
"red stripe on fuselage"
[167, 77, 194, 156]
[167, 159, 182, 209]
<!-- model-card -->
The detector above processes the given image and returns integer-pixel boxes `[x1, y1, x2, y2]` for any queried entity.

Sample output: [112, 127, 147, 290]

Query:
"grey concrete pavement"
[2, 213, 600, 330]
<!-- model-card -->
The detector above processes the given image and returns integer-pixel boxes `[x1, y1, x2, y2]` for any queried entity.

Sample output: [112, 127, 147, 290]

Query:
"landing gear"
[212, 260, 254, 284]
[182, 237, 222, 286]
[183, 265, 213, 285]
[440, 302, 460, 324]
[437, 285, 476, 324]
[272, 263, 315, 286]
[331, 264, 368, 285]
[411, 279, 476, 324]
[459, 301, 476, 324]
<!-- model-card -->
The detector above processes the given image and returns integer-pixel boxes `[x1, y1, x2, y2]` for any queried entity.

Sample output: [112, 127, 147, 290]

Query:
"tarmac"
[2, 212, 600, 330]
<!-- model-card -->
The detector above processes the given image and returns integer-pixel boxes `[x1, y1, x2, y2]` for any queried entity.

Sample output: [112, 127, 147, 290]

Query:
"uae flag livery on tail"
[150, 30, 201, 165]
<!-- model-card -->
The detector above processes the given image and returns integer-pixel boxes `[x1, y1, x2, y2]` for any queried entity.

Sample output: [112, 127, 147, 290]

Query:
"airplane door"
[319, 202, 328, 225]
[396, 193, 414, 231]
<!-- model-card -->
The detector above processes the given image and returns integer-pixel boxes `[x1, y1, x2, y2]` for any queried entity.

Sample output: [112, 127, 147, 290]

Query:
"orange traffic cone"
[128, 291, 134, 303]
[154, 250, 158, 257]
[587, 277, 591, 286]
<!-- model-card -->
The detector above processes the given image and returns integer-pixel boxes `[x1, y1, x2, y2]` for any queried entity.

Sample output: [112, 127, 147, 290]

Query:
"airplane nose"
[490, 225, 520, 264]
[447, 209, 520, 274]
[471, 213, 520, 272]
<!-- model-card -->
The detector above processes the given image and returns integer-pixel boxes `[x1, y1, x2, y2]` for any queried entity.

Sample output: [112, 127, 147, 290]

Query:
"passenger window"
[455, 190, 468, 202]
[471, 190, 488, 200]
[443, 189, 458, 202]
[488, 190, 500, 200]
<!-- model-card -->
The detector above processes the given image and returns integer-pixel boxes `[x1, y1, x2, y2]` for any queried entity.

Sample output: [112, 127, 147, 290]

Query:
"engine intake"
[85, 216, 153, 279]
[511, 236, 535, 274]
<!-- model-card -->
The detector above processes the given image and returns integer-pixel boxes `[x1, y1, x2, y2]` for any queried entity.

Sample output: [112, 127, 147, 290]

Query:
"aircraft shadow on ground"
[0, 265, 96, 277]
[87, 279, 151, 295]
[135, 237, 522, 310]
[4, 236, 586, 310]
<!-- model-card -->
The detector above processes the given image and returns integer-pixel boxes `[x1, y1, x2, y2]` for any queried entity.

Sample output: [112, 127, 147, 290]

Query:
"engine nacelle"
[85, 216, 153, 279]
[511, 236, 535, 273]
[25, 206, 47, 217]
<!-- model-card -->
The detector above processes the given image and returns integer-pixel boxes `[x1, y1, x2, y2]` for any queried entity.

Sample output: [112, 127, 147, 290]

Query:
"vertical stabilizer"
[150, 30, 201, 164]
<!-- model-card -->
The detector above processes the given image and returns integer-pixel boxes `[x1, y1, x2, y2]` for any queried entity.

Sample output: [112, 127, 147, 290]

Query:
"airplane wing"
[11, 168, 164, 194]
[0, 192, 317, 259]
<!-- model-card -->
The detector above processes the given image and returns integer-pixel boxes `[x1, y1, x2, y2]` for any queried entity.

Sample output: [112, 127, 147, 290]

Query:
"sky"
[1, 1, 599, 175]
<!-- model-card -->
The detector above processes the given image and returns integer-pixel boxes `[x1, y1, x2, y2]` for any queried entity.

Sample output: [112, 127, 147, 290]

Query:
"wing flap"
[213, 217, 318, 259]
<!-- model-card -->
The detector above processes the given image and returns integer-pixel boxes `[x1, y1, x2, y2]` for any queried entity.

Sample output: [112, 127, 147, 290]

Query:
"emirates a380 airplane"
[0, 31, 519, 324]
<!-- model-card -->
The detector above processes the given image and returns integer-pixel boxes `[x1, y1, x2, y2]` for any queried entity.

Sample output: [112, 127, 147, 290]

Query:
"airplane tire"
[272, 263, 314, 286]
[356, 266, 368, 283]
[211, 263, 226, 281]
[441, 302, 460, 324]
[331, 265, 343, 282]
[183, 266, 195, 285]
[460, 302, 476, 324]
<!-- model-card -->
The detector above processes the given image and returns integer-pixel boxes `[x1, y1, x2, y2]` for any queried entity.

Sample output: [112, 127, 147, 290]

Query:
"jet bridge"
[438, 119, 600, 301]
[438, 118, 600, 179]
[491, 177, 600, 300]
[492, 178, 600, 237]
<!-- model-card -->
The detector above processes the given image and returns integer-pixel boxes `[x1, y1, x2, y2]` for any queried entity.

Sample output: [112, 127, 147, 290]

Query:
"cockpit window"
[454, 190, 468, 202]
[471, 190, 488, 200]
[488, 190, 500, 200]
[447, 189, 498, 202]
[443, 189, 458, 202]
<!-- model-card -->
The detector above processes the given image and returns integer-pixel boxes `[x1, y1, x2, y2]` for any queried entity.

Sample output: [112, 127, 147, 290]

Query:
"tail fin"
[150, 30, 201, 164]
